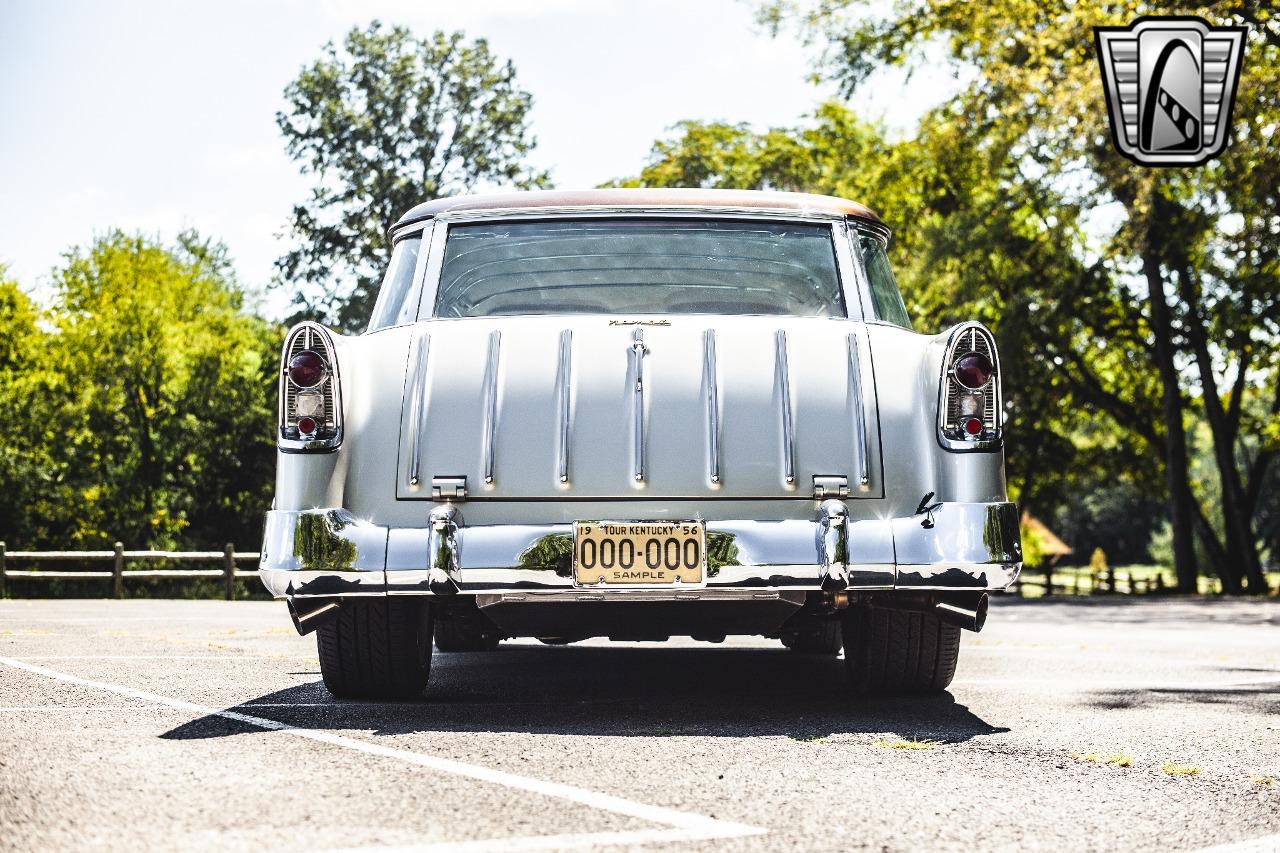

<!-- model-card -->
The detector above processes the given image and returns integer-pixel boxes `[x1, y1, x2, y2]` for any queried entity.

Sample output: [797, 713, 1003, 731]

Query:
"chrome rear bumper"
[259, 501, 1022, 599]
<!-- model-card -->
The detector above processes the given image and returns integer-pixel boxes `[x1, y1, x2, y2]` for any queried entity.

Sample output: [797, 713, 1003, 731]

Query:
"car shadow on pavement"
[1085, 682, 1280, 714]
[161, 644, 1008, 743]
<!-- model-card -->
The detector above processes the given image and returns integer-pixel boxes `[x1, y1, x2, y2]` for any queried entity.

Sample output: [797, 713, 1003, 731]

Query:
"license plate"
[573, 521, 706, 586]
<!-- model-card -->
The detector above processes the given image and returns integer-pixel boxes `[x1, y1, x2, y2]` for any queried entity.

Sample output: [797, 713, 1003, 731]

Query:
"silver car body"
[259, 190, 1021, 636]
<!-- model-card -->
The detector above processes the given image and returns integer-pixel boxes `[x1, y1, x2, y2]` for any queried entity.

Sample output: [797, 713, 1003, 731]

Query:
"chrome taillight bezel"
[278, 321, 343, 453]
[937, 323, 1003, 452]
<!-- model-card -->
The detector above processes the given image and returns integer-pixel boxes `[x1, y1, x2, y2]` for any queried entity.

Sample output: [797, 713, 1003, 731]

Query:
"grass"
[1249, 775, 1275, 786]
[875, 737, 941, 751]
[790, 735, 829, 744]
[1073, 752, 1133, 768]
[1162, 763, 1201, 777]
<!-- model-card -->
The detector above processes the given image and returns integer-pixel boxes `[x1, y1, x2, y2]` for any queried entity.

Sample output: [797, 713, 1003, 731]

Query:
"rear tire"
[434, 617, 501, 652]
[317, 598, 433, 700]
[841, 607, 960, 694]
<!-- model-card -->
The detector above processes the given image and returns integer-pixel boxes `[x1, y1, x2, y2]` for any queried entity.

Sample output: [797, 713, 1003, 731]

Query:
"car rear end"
[259, 190, 1021, 699]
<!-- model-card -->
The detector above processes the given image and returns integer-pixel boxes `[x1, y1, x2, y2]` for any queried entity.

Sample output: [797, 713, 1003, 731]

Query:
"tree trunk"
[1174, 264, 1267, 594]
[1140, 246, 1198, 592]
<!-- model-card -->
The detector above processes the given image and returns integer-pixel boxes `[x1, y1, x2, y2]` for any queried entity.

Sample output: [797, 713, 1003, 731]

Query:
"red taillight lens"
[953, 352, 993, 389]
[288, 350, 327, 388]
[297, 416, 317, 435]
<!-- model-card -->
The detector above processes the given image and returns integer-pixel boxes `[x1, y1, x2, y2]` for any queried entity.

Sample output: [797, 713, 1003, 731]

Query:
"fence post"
[112, 542, 124, 599]
[0, 541, 7, 599]
[223, 543, 236, 601]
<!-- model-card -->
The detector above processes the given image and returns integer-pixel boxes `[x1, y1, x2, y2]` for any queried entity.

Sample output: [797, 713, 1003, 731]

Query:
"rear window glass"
[367, 237, 422, 332]
[430, 219, 845, 318]
[858, 235, 911, 329]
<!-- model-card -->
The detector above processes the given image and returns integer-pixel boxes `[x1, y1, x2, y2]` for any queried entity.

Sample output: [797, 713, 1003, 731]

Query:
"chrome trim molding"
[260, 501, 1020, 598]
[431, 205, 853, 225]
[775, 329, 796, 485]
[703, 328, 721, 485]
[847, 333, 870, 487]
[631, 328, 647, 483]
[482, 329, 502, 484]
[557, 329, 573, 484]
[405, 331, 430, 487]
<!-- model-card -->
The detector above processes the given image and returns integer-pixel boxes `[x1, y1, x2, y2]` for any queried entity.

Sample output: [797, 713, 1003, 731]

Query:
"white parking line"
[1189, 832, 1280, 853]
[0, 703, 344, 711]
[954, 674, 1280, 690]
[11, 655, 305, 660]
[0, 655, 765, 850]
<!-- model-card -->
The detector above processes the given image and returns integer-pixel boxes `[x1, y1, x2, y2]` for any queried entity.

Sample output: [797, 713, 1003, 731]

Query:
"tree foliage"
[748, 0, 1280, 591]
[0, 233, 278, 550]
[277, 23, 549, 331]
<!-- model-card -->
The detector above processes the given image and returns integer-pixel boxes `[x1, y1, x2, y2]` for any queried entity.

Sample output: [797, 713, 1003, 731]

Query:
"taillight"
[952, 352, 993, 389]
[939, 325, 1002, 450]
[288, 350, 328, 388]
[279, 323, 342, 451]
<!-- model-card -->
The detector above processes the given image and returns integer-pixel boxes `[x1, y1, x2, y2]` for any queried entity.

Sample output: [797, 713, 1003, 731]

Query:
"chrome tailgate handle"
[431, 476, 468, 502]
[813, 475, 849, 500]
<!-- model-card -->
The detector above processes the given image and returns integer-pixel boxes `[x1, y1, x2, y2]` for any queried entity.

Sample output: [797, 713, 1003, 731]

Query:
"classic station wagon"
[259, 189, 1022, 699]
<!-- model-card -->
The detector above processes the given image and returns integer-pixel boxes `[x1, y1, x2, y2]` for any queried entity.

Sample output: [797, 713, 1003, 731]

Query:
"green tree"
[6, 232, 280, 549]
[0, 270, 48, 547]
[761, 0, 1280, 593]
[277, 22, 550, 331]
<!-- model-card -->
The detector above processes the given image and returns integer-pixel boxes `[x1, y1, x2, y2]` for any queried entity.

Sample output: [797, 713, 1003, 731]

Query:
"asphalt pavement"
[0, 596, 1277, 853]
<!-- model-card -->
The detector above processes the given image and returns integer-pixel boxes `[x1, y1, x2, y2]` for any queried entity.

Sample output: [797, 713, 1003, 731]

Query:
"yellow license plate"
[573, 521, 706, 586]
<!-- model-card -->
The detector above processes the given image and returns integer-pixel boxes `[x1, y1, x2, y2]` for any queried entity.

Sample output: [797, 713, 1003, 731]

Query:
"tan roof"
[1021, 512, 1074, 556]
[393, 188, 883, 229]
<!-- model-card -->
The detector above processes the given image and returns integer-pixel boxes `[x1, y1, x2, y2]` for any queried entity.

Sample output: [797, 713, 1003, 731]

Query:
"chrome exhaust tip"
[287, 598, 343, 636]
[935, 592, 988, 633]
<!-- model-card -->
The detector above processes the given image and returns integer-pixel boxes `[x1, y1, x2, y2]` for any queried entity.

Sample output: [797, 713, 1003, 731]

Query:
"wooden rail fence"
[0, 542, 259, 600]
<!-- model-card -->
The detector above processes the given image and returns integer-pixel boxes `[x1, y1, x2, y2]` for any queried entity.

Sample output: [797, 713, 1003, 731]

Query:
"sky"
[0, 0, 962, 318]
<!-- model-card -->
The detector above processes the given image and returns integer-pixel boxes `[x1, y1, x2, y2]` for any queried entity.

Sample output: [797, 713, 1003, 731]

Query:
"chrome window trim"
[429, 205, 854, 224]
[833, 219, 871, 322]
[410, 220, 448, 327]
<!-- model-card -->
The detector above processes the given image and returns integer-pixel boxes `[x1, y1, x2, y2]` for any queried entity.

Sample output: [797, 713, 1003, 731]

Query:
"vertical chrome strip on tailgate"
[482, 330, 501, 485]
[847, 332, 870, 487]
[406, 332, 430, 487]
[631, 328, 646, 483]
[775, 329, 795, 485]
[557, 329, 572, 484]
[703, 328, 721, 484]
